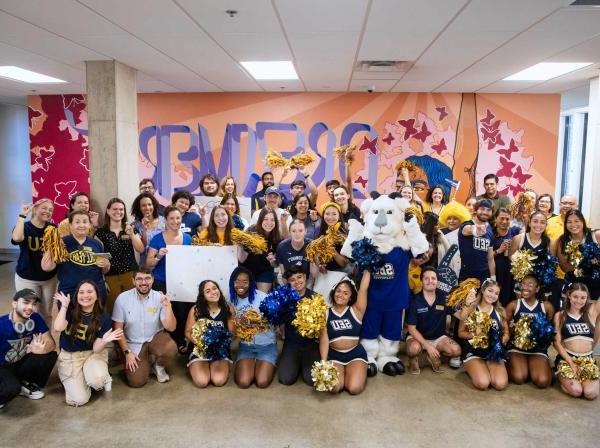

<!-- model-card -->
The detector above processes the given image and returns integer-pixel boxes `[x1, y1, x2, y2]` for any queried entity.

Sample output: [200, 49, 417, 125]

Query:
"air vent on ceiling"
[355, 60, 413, 73]
[569, 0, 600, 6]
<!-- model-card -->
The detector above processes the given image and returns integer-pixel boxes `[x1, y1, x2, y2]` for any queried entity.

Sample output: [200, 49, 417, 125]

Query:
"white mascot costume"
[341, 192, 429, 376]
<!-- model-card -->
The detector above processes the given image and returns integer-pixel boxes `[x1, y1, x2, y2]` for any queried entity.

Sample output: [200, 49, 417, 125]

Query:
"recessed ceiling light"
[0, 66, 66, 83]
[240, 61, 298, 80]
[503, 62, 593, 81]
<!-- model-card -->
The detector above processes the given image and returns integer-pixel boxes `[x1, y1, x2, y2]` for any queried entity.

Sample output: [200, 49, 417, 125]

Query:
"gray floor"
[0, 257, 597, 448]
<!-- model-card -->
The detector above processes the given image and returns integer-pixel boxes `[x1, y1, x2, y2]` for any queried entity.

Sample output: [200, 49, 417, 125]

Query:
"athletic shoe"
[0, 403, 5, 409]
[449, 357, 462, 369]
[152, 363, 170, 383]
[19, 382, 45, 400]
[104, 380, 112, 392]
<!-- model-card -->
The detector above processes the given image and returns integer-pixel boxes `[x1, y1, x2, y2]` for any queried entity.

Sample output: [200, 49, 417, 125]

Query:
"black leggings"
[277, 342, 319, 386]
[0, 352, 57, 405]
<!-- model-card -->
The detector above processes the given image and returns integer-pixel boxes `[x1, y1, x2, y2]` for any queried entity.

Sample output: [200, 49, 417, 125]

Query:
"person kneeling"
[112, 269, 177, 387]
[319, 272, 369, 395]
[406, 267, 472, 374]
[185, 280, 234, 388]
[54, 282, 122, 406]
[0, 289, 57, 409]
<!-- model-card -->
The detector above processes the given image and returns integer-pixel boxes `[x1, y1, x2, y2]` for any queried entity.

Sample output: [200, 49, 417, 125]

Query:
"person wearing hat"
[458, 199, 496, 283]
[438, 200, 472, 278]
[0, 289, 57, 409]
[251, 186, 292, 238]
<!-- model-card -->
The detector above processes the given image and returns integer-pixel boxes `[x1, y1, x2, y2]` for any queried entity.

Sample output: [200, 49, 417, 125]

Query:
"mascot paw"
[367, 363, 378, 377]
[393, 359, 406, 375]
[382, 362, 399, 376]
[404, 212, 413, 223]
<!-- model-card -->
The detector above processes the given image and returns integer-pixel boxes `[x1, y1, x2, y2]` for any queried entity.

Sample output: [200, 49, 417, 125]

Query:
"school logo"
[330, 319, 352, 331]
[566, 323, 590, 335]
[65, 323, 90, 341]
[473, 237, 490, 251]
[373, 263, 395, 280]
[68, 249, 96, 266]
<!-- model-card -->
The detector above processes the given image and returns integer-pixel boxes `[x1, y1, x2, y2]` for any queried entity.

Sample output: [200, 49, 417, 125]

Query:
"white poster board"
[166, 245, 238, 302]
[195, 196, 251, 222]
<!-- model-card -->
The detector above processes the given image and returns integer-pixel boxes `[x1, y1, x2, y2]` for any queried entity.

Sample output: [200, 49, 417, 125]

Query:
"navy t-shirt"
[57, 235, 107, 299]
[12, 221, 56, 281]
[284, 289, 317, 347]
[180, 212, 202, 237]
[0, 312, 48, 366]
[59, 309, 112, 352]
[276, 238, 310, 276]
[458, 220, 493, 278]
[406, 291, 451, 340]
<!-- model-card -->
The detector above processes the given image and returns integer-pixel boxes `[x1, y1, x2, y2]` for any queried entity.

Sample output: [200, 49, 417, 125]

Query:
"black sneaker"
[19, 382, 45, 400]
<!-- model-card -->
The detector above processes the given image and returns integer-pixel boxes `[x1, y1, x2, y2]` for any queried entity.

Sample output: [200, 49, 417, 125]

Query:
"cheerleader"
[553, 282, 599, 400]
[505, 275, 555, 388]
[229, 267, 276, 388]
[319, 273, 369, 394]
[185, 280, 235, 388]
[333, 186, 361, 223]
[458, 279, 509, 390]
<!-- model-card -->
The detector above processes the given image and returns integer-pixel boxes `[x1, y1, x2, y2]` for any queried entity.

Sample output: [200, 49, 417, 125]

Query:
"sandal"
[427, 354, 444, 374]
[408, 357, 421, 375]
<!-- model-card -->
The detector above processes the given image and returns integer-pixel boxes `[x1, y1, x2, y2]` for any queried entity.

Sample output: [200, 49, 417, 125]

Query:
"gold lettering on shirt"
[65, 323, 89, 341]
[69, 249, 96, 266]
[146, 306, 158, 314]
[27, 236, 42, 252]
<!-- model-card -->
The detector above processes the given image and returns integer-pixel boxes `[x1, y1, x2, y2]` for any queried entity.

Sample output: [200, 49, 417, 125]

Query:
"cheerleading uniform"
[462, 307, 503, 363]
[508, 299, 549, 358]
[564, 231, 600, 300]
[326, 306, 368, 365]
[555, 313, 598, 378]
[187, 308, 232, 365]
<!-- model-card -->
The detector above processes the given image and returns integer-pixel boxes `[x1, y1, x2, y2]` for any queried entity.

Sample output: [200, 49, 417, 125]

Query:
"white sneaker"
[104, 380, 112, 392]
[19, 382, 45, 400]
[152, 363, 170, 383]
[0, 403, 5, 409]
[449, 357, 462, 369]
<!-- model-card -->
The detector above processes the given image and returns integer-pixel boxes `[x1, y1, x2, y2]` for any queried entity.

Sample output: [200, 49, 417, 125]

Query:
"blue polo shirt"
[406, 291, 451, 340]
[59, 308, 112, 352]
[0, 312, 48, 366]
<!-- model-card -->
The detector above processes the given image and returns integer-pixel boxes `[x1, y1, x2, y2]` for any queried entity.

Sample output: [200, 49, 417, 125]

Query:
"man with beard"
[251, 172, 289, 212]
[458, 199, 496, 282]
[112, 269, 177, 387]
[0, 289, 57, 409]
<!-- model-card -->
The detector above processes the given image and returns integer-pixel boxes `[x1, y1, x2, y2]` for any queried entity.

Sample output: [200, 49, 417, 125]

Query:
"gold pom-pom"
[513, 315, 534, 350]
[394, 159, 417, 174]
[565, 241, 583, 276]
[292, 293, 327, 339]
[333, 144, 357, 161]
[465, 310, 493, 349]
[290, 153, 314, 168]
[231, 228, 268, 254]
[311, 360, 339, 392]
[509, 192, 535, 220]
[42, 225, 69, 263]
[190, 318, 211, 358]
[557, 356, 600, 381]
[405, 205, 424, 225]
[191, 229, 210, 246]
[306, 225, 346, 265]
[510, 249, 537, 282]
[234, 308, 269, 343]
[264, 148, 288, 169]
[447, 278, 480, 309]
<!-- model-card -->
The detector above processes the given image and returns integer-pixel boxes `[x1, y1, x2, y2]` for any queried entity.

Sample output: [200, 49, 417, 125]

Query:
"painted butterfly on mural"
[359, 136, 378, 155]
[435, 106, 448, 121]
[398, 118, 418, 140]
[431, 138, 447, 155]
[413, 123, 431, 143]
[497, 139, 519, 159]
[496, 157, 516, 178]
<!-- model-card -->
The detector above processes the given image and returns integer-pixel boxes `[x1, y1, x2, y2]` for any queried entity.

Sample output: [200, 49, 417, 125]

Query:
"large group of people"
[1, 161, 599, 411]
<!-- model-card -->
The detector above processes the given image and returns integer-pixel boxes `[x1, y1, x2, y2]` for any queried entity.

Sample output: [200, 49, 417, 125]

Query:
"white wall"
[560, 84, 589, 110]
[0, 100, 31, 250]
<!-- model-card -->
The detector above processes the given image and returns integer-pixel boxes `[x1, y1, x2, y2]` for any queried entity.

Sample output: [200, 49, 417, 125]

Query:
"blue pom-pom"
[529, 313, 555, 351]
[351, 238, 385, 273]
[485, 326, 509, 363]
[532, 254, 558, 287]
[259, 284, 300, 326]
[580, 241, 600, 280]
[203, 323, 232, 361]
[232, 214, 245, 230]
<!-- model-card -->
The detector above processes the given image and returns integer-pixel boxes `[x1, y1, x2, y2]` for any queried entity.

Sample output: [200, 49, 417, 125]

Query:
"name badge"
[146, 306, 158, 314]
[82, 246, 92, 251]
[120, 234, 131, 240]
[435, 305, 445, 311]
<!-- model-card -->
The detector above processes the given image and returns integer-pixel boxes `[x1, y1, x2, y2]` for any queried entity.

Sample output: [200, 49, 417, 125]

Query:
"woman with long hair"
[220, 193, 248, 230]
[95, 198, 144, 313]
[553, 282, 599, 399]
[422, 185, 448, 215]
[219, 175, 237, 196]
[131, 192, 166, 267]
[53, 281, 122, 406]
[185, 280, 234, 388]
[333, 185, 362, 223]
[288, 193, 321, 240]
[195, 205, 234, 245]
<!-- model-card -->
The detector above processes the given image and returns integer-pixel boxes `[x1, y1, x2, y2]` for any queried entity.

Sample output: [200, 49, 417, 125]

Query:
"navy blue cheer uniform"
[564, 231, 600, 300]
[557, 313, 595, 360]
[187, 307, 231, 364]
[508, 299, 550, 358]
[361, 247, 412, 341]
[493, 226, 520, 306]
[462, 307, 504, 363]
[458, 221, 493, 282]
[327, 306, 368, 365]
[406, 291, 452, 342]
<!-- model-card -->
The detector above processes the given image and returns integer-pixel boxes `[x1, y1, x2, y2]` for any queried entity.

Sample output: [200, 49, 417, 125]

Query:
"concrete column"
[85, 60, 138, 219]
[583, 76, 599, 226]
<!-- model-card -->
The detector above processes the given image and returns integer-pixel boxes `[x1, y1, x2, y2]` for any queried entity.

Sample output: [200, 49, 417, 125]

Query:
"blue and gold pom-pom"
[351, 238, 385, 273]
[191, 319, 232, 361]
[259, 284, 301, 326]
[485, 326, 509, 363]
[232, 214, 245, 230]
[530, 313, 555, 351]
[532, 254, 558, 287]
[580, 241, 600, 280]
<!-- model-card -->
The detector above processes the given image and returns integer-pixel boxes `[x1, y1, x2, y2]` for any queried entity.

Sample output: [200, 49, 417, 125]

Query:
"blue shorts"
[236, 342, 278, 366]
[254, 270, 275, 283]
[360, 308, 403, 340]
[328, 345, 368, 365]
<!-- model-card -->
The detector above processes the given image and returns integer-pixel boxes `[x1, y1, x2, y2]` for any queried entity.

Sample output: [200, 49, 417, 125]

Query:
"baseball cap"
[476, 198, 494, 210]
[13, 288, 41, 303]
[265, 186, 281, 196]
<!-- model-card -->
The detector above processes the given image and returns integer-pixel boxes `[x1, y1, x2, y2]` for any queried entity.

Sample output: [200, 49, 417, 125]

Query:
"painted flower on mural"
[477, 109, 533, 198]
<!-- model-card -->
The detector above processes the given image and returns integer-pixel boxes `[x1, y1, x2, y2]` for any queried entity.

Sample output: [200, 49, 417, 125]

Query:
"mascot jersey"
[368, 247, 412, 312]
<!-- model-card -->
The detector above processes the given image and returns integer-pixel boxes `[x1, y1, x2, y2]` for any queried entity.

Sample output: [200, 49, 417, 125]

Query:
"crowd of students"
[1, 164, 599, 410]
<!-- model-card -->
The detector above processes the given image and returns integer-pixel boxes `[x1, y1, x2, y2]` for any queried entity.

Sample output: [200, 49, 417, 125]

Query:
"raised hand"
[160, 293, 172, 309]
[27, 333, 47, 354]
[20, 203, 34, 217]
[89, 211, 99, 227]
[54, 291, 71, 309]
[101, 328, 123, 343]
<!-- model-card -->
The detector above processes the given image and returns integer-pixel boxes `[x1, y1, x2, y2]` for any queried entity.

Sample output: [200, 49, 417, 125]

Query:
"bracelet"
[18, 214, 27, 219]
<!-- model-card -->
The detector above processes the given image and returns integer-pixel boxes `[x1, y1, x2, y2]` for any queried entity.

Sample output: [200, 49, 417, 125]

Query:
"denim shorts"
[237, 342, 278, 366]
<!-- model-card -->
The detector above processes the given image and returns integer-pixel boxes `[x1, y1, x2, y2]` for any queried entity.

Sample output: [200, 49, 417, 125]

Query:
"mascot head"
[360, 192, 412, 254]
